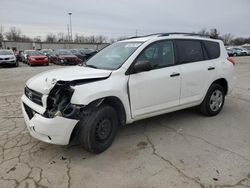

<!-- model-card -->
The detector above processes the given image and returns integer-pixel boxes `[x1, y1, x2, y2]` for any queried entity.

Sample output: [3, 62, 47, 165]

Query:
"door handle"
[208, 66, 215, 70]
[170, 72, 180, 77]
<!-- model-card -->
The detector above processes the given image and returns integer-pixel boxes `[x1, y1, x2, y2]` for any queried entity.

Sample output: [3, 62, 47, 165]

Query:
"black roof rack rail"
[127, 32, 215, 40]
[126, 33, 162, 39]
[158, 32, 214, 38]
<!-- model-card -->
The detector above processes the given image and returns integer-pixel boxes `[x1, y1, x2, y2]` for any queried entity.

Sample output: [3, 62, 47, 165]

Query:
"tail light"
[227, 57, 236, 66]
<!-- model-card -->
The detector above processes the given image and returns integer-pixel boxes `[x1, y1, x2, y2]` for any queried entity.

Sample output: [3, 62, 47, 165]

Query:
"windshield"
[86, 42, 142, 70]
[0, 50, 13, 55]
[58, 50, 72, 55]
[25, 51, 42, 56]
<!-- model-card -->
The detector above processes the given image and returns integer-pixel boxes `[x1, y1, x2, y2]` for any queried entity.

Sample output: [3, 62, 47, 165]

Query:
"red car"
[26, 50, 49, 66]
[50, 49, 80, 65]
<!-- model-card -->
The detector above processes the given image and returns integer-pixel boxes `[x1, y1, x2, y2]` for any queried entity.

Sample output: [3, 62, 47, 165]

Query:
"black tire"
[200, 84, 225, 116]
[78, 105, 118, 154]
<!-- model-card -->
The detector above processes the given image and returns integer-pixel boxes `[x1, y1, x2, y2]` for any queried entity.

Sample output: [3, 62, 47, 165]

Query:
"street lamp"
[68, 12, 72, 41]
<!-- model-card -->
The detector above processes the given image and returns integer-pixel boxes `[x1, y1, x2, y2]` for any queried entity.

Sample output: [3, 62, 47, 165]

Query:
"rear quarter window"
[203, 41, 220, 59]
[176, 40, 204, 63]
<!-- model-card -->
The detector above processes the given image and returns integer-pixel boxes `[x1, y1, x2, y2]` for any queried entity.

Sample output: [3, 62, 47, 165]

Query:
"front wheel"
[200, 84, 225, 116]
[78, 105, 118, 154]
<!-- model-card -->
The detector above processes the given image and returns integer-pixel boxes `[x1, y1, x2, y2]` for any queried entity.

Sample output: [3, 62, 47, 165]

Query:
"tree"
[57, 32, 65, 42]
[209, 28, 220, 39]
[5, 27, 22, 41]
[0, 25, 4, 42]
[34, 36, 41, 42]
[197, 28, 210, 37]
[221, 33, 234, 45]
[45, 33, 57, 42]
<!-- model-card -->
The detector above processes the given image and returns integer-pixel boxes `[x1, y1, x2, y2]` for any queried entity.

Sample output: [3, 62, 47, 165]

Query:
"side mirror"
[133, 60, 151, 73]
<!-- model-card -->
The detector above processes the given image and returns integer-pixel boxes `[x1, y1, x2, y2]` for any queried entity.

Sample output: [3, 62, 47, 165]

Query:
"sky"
[0, 0, 249, 40]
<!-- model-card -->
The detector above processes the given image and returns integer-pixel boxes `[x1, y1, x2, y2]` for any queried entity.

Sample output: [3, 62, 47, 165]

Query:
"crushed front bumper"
[21, 95, 78, 145]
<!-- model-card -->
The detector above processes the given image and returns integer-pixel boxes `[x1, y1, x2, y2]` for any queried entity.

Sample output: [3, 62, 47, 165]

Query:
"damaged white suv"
[21, 33, 236, 153]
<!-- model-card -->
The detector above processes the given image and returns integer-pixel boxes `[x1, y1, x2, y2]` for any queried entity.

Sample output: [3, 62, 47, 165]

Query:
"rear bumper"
[21, 95, 78, 145]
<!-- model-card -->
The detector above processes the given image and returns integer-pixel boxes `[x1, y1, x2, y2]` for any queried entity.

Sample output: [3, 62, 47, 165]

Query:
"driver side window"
[137, 40, 174, 69]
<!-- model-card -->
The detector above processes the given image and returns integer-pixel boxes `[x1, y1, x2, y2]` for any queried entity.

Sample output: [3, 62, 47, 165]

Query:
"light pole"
[68, 12, 72, 41]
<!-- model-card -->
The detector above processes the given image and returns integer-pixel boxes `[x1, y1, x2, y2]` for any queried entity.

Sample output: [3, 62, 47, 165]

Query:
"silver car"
[0, 49, 18, 67]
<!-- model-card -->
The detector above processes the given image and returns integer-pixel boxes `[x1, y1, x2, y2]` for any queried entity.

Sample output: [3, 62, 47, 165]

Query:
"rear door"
[175, 39, 218, 105]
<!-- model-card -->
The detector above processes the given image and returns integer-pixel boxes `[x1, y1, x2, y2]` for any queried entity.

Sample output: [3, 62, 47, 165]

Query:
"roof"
[121, 32, 219, 43]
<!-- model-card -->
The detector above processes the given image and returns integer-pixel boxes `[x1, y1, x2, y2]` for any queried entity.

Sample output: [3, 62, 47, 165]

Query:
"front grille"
[0, 58, 10, 60]
[24, 87, 43, 106]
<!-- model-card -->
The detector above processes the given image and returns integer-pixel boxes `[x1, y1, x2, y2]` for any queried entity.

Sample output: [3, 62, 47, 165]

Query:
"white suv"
[21, 33, 236, 153]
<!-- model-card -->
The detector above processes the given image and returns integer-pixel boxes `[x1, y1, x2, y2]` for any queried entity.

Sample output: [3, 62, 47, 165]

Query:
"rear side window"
[203, 41, 220, 59]
[176, 40, 204, 63]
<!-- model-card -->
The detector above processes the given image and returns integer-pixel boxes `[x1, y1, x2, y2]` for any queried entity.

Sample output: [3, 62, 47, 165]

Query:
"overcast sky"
[0, 0, 249, 40]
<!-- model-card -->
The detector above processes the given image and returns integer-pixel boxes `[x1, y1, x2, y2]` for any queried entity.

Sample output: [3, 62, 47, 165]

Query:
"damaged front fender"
[44, 76, 110, 119]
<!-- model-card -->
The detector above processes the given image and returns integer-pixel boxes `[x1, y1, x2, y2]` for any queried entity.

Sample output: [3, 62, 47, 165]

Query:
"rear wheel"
[78, 105, 118, 154]
[200, 84, 225, 116]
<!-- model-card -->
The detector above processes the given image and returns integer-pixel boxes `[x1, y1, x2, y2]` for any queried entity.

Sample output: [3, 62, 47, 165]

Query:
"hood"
[26, 66, 112, 94]
[0, 55, 15, 59]
[29, 55, 47, 58]
[59, 55, 77, 58]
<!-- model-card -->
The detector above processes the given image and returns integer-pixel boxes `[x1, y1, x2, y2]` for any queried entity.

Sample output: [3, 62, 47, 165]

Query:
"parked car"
[69, 49, 86, 62]
[227, 47, 246, 56]
[40, 49, 53, 58]
[25, 50, 49, 66]
[50, 49, 80, 65]
[0, 49, 18, 67]
[242, 46, 250, 55]
[238, 47, 249, 56]
[21, 50, 33, 63]
[21, 33, 236, 154]
[79, 48, 98, 60]
[226, 48, 234, 57]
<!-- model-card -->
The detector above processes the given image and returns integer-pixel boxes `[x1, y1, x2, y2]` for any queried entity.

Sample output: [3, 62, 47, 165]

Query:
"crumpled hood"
[26, 66, 112, 94]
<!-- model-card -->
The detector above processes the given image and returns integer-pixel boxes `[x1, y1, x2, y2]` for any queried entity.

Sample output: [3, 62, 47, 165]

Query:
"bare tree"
[57, 32, 65, 42]
[96, 35, 107, 43]
[221, 33, 234, 45]
[5, 27, 22, 41]
[34, 36, 41, 42]
[197, 28, 210, 37]
[45, 33, 57, 42]
[209, 28, 220, 39]
[0, 25, 4, 42]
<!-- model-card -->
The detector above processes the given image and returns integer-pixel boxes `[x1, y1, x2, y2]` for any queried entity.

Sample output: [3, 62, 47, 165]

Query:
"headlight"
[30, 57, 36, 61]
[10, 56, 15, 60]
[45, 57, 48, 60]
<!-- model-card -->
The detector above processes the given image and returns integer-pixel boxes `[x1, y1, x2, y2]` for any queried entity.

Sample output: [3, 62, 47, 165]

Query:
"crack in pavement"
[66, 158, 72, 188]
[161, 123, 250, 162]
[142, 124, 205, 188]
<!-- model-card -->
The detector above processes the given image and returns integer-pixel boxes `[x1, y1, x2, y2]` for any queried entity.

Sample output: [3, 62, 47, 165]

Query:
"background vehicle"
[25, 50, 49, 66]
[21, 33, 235, 154]
[69, 49, 86, 62]
[242, 46, 250, 55]
[238, 47, 249, 56]
[40, 49, 53, 58]
[79, 48, 98, 60]
[50, 49, 80, 65]
[0, 49, 18, 67]
[226, 48, 234, 56]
